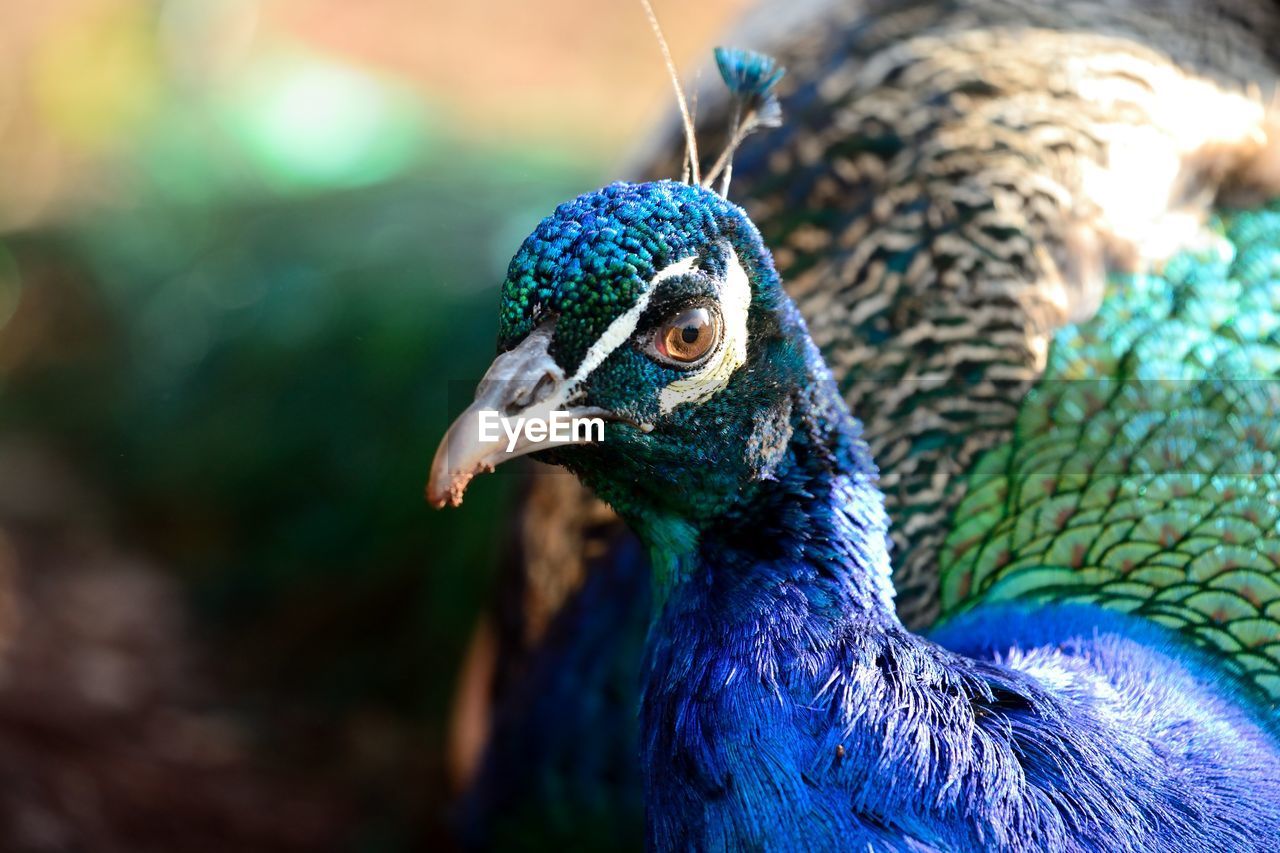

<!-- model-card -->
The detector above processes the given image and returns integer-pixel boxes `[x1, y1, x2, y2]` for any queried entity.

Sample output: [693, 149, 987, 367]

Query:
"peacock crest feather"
[704, 47, 786, 194]
[712, 46, 785, 109]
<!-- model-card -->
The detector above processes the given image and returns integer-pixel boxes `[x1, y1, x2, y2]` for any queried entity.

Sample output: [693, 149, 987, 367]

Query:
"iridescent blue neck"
[634, 365, 913, 845]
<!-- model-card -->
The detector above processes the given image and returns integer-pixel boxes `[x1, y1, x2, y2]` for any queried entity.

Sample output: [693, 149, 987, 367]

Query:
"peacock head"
[426, 46, 844, 528]
[427, 178, 828, 525]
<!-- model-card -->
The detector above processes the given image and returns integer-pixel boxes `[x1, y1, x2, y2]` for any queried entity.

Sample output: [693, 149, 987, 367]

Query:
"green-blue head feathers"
[498, 181, 763, 372]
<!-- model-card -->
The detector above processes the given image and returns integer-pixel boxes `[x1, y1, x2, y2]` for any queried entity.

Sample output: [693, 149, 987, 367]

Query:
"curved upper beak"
[426, 323, 608, 508]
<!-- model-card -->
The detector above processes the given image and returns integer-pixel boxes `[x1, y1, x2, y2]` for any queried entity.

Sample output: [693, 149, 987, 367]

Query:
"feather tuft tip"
[713, 47, 785, 108]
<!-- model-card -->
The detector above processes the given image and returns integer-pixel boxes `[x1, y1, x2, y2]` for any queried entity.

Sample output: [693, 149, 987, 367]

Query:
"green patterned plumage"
[940, 204, 1280, 703]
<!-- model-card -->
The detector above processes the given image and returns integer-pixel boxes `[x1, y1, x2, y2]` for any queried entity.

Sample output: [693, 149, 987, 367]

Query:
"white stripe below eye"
[561, 255, 700, 402]
[658, 244, 751, 415]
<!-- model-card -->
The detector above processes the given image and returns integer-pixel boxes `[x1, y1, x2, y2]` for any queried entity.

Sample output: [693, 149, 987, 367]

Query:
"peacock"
[431, 0, 1280, 847]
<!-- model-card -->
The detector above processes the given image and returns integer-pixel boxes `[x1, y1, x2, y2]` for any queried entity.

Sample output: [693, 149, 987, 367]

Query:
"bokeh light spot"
[225, 53, 429, 192]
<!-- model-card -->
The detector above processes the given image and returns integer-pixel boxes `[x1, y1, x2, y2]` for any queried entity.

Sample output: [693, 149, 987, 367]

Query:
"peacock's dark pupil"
[653, 305, 720, 364]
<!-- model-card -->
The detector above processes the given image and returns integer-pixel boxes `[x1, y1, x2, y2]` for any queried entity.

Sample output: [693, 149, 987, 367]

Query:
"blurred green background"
[0, 1, 740, 849]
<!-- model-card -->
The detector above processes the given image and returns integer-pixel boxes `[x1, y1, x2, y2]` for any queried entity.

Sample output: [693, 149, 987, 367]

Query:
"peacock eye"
[650, 305, 721, 367]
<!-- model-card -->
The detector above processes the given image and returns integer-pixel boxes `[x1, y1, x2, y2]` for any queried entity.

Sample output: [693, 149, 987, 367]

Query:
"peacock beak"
[426, 323, 610, 508]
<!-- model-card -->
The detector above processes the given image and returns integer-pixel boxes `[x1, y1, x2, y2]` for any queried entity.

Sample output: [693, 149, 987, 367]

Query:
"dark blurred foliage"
[0, 137, 603, 849]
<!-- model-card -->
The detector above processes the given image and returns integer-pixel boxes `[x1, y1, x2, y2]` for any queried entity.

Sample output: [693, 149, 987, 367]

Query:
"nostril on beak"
[530, 369, 562, 405]
[503, 364, 565, 415]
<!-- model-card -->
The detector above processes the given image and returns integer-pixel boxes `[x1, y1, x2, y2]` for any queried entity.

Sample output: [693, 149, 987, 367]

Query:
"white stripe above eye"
[561, 254, 700, 401]
[658, 244, 751, 415]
